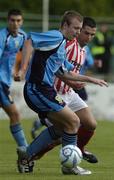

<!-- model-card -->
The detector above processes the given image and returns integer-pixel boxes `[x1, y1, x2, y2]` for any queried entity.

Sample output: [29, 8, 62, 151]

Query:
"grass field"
[0, 119, 114, 180]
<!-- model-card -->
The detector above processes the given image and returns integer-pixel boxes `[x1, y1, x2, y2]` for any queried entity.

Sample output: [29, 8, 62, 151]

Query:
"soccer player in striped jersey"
[0, 9, 28, 148]
[31, 17, 99, 166]
[58, 17, 98, 164]
[16, 12, 108, 174]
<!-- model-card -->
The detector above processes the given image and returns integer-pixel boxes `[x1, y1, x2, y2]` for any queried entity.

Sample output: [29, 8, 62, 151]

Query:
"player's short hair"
[8, 9, 23, 19]
[60, 10, 83, 28]
[83, 17, 96, 28]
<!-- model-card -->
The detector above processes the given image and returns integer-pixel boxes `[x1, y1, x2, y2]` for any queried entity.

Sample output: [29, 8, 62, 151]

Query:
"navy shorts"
[74, 87, 88, 101]
[24, 82, 66, 119]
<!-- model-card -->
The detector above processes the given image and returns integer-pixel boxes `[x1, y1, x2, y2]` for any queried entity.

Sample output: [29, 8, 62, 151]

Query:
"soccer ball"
[60, 145, 82, 168]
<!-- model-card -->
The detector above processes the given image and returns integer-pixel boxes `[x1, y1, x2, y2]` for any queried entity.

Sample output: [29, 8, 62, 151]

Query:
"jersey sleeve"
[63, 59, 74, 71]
[28, 30, 63, 50]
[0, 33, 6, 58]
[55, 38, 74, 77]
[56, 60, 74, 77]
[19, 31, 27, 51]
[85, 46, 94, 67]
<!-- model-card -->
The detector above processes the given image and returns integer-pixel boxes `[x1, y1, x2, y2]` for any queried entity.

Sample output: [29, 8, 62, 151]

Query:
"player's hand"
[13, 70, 25, 81]
[96, 79, 108, 87]
[13, 72, 21, 81]
[90, 77, 108, 87]
[19, 70, 26, 81]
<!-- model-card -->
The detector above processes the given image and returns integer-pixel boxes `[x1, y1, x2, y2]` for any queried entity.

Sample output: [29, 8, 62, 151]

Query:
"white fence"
[86, 84, 114, 120]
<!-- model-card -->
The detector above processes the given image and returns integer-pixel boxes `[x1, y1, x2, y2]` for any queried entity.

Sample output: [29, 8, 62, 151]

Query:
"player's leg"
[3, 103, 28, 147]
[31, 118, 43, 139]
[17, 106, 80, 173]
[76, 107, 98, 163]
[25, 82, 80, 153]
[31, 89, 97, 163]
[16, 82, 80, 173]
[65, 89, 98, 163]
[31, 117, 52, 139]
[0, 82, 27, 147]
[17, 108, 91, 175]
[26, 106, 80, 159]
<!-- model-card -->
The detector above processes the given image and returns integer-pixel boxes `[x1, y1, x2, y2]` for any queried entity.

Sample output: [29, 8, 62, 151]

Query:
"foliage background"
[0, 0, 114, 17]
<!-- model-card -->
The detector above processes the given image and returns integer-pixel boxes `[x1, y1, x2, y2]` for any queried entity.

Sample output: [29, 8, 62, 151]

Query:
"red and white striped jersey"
[55, 38, 86, 94]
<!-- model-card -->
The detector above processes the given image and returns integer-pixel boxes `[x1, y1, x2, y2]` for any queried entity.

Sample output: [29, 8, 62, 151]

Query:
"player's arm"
[60, 79, 86, 90]
[19, 39, 33, 80]
[22, 39, 33, 72]
[57, 70, 108, 87]
[0, 34, 6, 59]
[13, 51, 22, 81]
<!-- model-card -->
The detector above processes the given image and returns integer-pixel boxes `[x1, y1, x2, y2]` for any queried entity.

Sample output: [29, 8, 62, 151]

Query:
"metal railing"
[0, 12, 114, 32]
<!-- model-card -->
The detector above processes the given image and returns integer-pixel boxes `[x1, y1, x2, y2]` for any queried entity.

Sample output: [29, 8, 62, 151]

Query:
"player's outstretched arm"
[57, 71, 108, 87]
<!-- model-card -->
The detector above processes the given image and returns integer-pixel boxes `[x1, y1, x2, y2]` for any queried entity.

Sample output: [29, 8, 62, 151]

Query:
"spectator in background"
[91, 23, 114, 74]
[0, 9, 28, 148]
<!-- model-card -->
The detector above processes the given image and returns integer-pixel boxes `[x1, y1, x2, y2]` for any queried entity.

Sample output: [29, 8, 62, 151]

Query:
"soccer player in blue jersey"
[0, 9, 28, 148]
[17, 11, 108, 174]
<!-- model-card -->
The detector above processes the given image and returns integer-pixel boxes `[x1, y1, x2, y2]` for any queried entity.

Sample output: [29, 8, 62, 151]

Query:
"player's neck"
[7, 28, 18, 37]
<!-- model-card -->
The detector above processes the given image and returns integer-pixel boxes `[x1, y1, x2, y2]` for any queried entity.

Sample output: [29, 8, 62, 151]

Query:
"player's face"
[64, 18, 83, 40]
[78, 25, 96, 46]
[8, 15, 23, 35]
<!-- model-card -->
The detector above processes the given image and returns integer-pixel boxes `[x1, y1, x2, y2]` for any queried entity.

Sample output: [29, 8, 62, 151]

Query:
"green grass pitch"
[0, 119, 114, 180]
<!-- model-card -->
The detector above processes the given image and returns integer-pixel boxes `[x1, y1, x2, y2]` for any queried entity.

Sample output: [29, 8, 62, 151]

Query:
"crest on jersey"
[15, 41, 19, 48]
[55, 95, 63, 104]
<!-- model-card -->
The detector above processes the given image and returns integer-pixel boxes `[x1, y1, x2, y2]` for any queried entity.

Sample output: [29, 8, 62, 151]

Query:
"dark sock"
[62, 131, 77, 147]
[10, 123, 28, 147]
[77, 126, 94, 153]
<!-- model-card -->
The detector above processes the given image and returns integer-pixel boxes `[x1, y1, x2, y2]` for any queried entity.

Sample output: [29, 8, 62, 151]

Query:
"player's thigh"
[3, 103, 20, 122]
[48, 105, 80, 130]
[0, 83, 20, 122]
[76, 107, 97, 130]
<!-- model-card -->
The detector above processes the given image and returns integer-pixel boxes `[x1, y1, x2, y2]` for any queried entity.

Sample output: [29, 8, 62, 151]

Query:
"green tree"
[0, 0, 114, 17]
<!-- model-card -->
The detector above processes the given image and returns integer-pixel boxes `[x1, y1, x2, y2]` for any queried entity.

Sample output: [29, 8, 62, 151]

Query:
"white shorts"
[58, 89, 88, 112]
[41, 89, 88, 127]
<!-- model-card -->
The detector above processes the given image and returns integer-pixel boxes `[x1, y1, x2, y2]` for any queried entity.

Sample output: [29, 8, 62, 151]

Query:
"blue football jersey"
[0, 28, 27, 86]
[26, 30, 74, 87]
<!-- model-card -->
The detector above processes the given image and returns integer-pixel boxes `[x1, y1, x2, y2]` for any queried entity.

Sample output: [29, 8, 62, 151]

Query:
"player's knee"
[66, 114, 80, 132]
[91, 120, 97, 130]
[88, 119, 97, 130]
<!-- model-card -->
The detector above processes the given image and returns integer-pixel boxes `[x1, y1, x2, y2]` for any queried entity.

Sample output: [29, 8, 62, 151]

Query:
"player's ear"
[21, 18, 23, 26]
[62, 22, 69, 30]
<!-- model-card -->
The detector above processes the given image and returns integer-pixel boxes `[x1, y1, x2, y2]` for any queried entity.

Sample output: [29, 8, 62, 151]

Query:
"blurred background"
[0, 0, 114, 120]
[0, 0, 114, 79]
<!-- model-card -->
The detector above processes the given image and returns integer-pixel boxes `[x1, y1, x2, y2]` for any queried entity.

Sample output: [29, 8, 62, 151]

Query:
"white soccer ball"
[60, 145, 82, 168]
